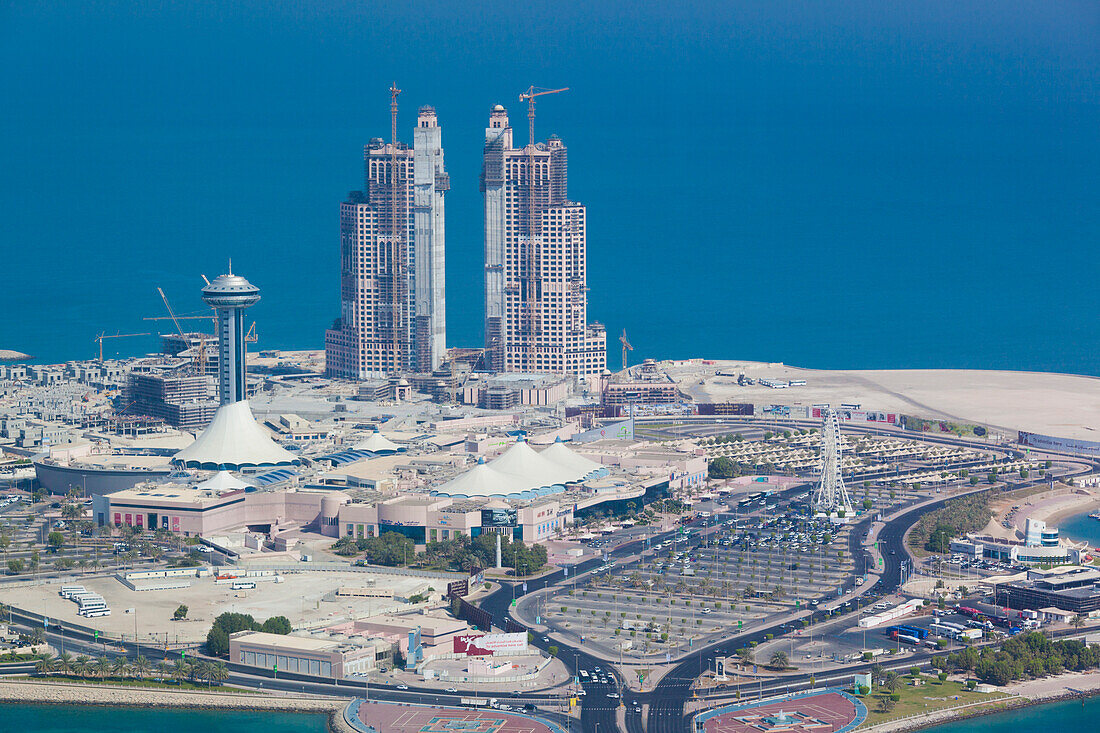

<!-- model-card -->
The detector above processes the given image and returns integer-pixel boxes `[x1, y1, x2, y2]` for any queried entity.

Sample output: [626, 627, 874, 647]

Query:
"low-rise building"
[229, 630, 390, 678]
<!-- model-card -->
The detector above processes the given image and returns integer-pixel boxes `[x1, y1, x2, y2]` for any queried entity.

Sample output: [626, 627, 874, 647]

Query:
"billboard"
[812, 407, 897, 424]
[1019, 430, 1100, 457]
[481, 508, 518, 528]
[452, 632, 528, 657]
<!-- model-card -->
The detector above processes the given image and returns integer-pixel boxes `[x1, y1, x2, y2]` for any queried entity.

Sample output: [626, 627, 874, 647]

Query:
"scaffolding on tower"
[811, 407, 854, 519]
[387, 82, 408, 374]
[517, 85, 567, 369]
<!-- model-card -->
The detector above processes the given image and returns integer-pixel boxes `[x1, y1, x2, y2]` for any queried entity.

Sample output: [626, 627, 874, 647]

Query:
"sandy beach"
[0, 680, 356, 733]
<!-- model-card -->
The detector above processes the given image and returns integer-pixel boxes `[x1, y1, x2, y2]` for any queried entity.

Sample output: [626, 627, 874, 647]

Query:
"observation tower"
[201, 268, 260, 405]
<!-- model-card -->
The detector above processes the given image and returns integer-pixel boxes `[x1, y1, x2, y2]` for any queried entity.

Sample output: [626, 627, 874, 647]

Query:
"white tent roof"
[433, 458, 505, 497]
[433, 438, 596, 498]
[488, 439, 578, 487]
[539, 438, 604, 478]
[195, 470, 253, 492]
[173, 401, 299, 470]
[353, 431, 402, 453]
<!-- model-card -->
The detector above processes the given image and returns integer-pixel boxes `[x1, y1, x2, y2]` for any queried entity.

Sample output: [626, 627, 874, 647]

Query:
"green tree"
[173, 604, 188, 620]
[47, 531, 65, 550]
[260, 616, 292, 635]
[708, 456, 737, 480]
[7, 558, 24, 574]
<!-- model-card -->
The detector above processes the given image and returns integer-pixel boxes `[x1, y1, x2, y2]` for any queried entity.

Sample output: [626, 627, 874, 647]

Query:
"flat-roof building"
[229, 630, 390, 678]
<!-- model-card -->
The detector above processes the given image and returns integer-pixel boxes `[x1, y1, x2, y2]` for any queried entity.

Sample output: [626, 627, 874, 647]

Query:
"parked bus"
[231, 581, 257, 590]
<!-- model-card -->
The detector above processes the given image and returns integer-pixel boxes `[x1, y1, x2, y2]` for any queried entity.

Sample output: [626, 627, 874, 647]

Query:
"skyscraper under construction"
[481, 103, 606, 378]
[325, 93, 448, 379]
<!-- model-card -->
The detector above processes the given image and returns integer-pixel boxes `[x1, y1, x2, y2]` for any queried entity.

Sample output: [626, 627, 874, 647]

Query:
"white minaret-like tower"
[812, 407, 854, 517]
[202, 268, 260, 405]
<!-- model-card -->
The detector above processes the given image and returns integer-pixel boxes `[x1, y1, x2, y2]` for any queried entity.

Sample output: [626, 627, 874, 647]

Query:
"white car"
[397, 684, 409, 690]
[445, 687, 458, 693]
[607, 693, 620, 698]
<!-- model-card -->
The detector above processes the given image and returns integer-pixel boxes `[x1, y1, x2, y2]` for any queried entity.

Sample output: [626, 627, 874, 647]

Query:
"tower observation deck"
[201, 270, 260, 406]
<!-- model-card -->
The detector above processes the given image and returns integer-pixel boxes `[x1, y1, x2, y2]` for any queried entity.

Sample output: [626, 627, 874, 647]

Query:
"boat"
[1089, 513, 1100, 520]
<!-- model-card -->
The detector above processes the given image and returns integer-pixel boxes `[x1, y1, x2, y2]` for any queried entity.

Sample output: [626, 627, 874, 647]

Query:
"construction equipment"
[619, 329, 634, 370]
[388, 82, 408, 374]
[94, 332, 150, 363]
[144, 287, 217, 374]
[517, 86, 568, 365]
[245, 321, 258, 343]
[518, 86, 569, 147]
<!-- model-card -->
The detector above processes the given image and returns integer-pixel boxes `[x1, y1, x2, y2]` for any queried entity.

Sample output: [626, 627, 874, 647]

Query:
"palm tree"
[131, 655, 151, 680]
[34, 654, 55, 676]
[156, 660, 171, 681]
[192, 660, 211, 686]
[1072, 615, 1086, 631]
[111, 656, 131, 679]
[54, 652, 73, 676]
[94, 657, 111, 680]
[73, 654, 92, 679]
[171, 657, 188, 685]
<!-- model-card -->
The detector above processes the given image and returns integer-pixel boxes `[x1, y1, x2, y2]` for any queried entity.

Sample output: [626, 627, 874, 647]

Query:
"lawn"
[858, 676, 1008, 727]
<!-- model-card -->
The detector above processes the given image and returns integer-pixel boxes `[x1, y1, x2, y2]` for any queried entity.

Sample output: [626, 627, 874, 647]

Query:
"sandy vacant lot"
[8, 570, 435, 642]
[669, 360, 1100, 439]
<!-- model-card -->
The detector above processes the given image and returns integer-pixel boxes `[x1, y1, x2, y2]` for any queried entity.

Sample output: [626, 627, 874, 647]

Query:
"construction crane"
[388, 81, 408, 374]
[94, 332, 150, 363]
[144, 287, 217, 374]
[518, 86, 569, 147]
[517, 86, 568, 364]
[619, 329, 634, 370]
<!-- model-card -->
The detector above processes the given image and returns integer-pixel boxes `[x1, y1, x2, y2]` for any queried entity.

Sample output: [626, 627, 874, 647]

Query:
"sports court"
[696, 690, 866, 733]
[351, 699, 566, 733]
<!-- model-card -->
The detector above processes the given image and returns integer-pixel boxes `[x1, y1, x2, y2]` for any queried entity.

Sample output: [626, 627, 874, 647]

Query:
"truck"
[960, 628, 983, 641]
[895, 634, 921, 646]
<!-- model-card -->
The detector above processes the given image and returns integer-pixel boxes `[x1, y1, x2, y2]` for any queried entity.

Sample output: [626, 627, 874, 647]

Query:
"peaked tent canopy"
[432, 438, 599, 498]
[539, 437, 605, 479]
[173, 401, 299, 470]
[195, 470, 254, 492]
[353, 430, 403, 454]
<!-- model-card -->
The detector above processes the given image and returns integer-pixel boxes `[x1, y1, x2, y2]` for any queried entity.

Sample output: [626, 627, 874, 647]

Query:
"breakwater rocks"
[0, 680, 357, 733]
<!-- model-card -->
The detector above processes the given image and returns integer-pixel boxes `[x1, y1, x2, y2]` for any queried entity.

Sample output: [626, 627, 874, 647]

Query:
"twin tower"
[324, 99, 607, 381]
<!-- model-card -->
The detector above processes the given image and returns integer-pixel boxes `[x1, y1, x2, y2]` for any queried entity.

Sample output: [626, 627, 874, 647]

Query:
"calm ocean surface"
[920, 695, 1100, 733]
[1, 2, 1098, 372]
[3, 704, 327, 733]
[1055, 511, 1100, 549]
[5, 696, 1100, 733]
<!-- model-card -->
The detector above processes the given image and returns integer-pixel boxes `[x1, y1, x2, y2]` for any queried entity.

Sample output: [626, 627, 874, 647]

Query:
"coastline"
[861, 671, 1100, 733]
[1035, 496, 1100, 529]
[0, 679, 357, 733]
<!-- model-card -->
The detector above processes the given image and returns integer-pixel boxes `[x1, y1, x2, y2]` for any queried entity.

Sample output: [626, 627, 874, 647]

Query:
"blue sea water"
[1, 2, 1097, 371]
[2, 703, 327, 733]
[921, 694, 1100, 733]
[1056, 510, 1100, 549]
